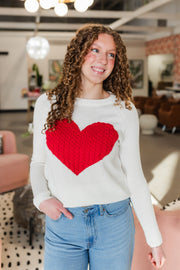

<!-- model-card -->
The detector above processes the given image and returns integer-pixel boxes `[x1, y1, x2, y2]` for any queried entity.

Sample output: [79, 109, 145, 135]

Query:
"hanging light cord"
[34, 10, 40, 36]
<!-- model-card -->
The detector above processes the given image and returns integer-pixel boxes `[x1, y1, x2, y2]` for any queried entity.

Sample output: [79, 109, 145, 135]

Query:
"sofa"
[0, 130, 29, 193]
[132, 206, 180, 270]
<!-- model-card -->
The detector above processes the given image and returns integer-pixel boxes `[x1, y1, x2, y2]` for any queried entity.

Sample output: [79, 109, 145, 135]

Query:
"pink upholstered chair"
[132, 206, 180, 270]
[0, 131, 29, 193]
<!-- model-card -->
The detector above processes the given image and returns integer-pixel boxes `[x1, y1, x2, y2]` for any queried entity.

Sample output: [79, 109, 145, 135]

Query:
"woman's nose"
[98, 52, 108, 64]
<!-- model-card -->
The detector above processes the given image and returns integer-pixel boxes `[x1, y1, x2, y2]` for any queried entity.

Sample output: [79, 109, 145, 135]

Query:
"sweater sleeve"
[30, 94, 53, 210]
[119, 103, 162, 248]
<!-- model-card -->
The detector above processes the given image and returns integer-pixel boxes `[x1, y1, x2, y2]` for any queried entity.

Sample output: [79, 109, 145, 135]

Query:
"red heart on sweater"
[46, 119, 118, 175]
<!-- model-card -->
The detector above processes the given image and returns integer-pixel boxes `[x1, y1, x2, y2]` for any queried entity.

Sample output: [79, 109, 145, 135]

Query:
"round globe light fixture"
[24, 0, 92, 17]
[86, 0, 94, 7]
[54, 3, 68, 16]
[24, 0, 39, 13]
[74, 0, 89, 12]
[26, 36, 50, 59]
[49, 0, 59, 8]
[39, 0, 52, 9]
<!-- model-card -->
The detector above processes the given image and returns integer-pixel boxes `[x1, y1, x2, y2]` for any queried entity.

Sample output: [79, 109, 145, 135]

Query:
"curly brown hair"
[45, 24, 133, 130]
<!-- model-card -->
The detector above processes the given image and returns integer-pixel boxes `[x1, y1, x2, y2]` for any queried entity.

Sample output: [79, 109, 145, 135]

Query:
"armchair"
[133, 96, 148, 114]
[158, 103, 180, 133]
[0, 131, 29, 193]
[143, 96, 166, 117]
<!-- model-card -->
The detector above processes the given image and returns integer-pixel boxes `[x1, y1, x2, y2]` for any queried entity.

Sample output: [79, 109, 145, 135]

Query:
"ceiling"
[0, 0, 180, 42]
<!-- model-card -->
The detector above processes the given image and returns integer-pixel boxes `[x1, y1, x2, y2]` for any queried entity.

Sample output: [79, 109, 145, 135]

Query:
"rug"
[0, 192, 44, 270]
[162, 197, 180, 210]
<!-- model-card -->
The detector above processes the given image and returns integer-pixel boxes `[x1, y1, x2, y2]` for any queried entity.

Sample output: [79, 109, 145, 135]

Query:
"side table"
[27, 97, 38, 123]
[139, 114, 158, 135]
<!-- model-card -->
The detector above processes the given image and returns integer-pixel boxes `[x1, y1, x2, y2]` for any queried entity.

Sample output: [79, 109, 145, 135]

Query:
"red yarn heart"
[46, 119, 118, 175]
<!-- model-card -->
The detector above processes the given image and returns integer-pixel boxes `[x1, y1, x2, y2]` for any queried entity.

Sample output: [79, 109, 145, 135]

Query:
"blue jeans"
[44, 198, 135, 270]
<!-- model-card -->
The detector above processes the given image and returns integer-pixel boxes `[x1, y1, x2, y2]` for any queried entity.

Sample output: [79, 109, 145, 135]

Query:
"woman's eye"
[108, 53, 115, 58]
[91, 48, 99, 53]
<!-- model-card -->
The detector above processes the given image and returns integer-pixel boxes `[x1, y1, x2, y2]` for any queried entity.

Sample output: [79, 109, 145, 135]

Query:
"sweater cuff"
[33, 191, 53, 211]
[145, 229, 163, 248]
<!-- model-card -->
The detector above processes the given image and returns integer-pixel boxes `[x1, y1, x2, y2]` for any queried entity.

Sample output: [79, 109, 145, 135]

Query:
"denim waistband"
[66, 198, 131, 217]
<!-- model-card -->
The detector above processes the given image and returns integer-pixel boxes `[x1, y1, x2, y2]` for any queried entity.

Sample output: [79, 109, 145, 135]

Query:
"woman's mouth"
[91, 66, 105, 74]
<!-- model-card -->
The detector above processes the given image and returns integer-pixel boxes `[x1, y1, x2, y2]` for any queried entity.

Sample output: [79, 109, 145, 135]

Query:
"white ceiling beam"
[0, 7, 179, 21]
[0, 22, 83, 30]
[0, 30, 75, 41]
[0, 22, 173, 33]
[0, 30, 146, 41]
[117, 25, 173, 33]
[109, 0, 174, 29]
[0, 7, 131, 18]
[140, 12, 180, 20]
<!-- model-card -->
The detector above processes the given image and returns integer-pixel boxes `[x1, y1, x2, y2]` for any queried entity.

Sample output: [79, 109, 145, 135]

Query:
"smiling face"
[80, 33, 116, 88]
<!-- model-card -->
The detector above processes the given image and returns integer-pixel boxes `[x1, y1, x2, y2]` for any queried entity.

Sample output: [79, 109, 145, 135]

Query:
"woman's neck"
[78, 83, 110, 100]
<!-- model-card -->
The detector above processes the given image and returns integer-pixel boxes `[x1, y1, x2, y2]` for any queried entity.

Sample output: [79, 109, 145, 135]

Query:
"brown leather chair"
[143, 95, 167, 117]
[133, 96, 148, 113]
[168, 96, 180, 105]
[158, 103, 180, 133]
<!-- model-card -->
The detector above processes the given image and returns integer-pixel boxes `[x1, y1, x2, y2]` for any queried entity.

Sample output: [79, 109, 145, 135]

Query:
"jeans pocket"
[104, 199, 130, 217]
[46, 212, 64, 222]
[54, 212, 64, 221]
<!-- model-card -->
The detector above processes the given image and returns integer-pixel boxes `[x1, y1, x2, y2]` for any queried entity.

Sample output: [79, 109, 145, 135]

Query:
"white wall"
[125, 39, 148, 97]
[148, 54, 174, 89]
[28, 42, 68, 85]
[0, 36, 28, 110]
[0, 34, 148, 110]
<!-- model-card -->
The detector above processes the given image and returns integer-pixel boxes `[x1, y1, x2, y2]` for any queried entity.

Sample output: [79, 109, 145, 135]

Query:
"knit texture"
[30, 93, 163, 247]
[46, 119, 119, 175]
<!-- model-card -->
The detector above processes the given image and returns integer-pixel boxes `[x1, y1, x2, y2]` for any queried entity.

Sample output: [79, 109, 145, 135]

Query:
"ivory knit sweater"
[30, 93, 162, 248]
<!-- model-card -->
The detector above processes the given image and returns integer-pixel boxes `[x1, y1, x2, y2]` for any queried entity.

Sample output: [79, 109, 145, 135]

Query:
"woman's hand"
[39, 197, 73, 220]
[148, 245, 166, 268]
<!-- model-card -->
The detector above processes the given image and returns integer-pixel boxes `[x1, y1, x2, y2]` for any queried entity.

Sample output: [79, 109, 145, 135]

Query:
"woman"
[30, 24, 166, 270]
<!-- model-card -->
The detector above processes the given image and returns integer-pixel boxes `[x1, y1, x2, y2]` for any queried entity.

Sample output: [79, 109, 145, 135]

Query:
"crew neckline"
[75, 93, 115, 106]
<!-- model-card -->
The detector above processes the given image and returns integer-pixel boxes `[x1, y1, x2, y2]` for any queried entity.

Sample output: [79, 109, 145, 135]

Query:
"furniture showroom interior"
[0, 0, 180, 269]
